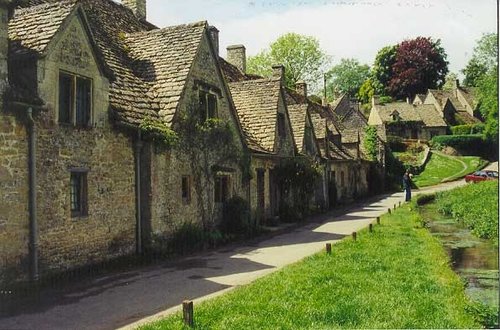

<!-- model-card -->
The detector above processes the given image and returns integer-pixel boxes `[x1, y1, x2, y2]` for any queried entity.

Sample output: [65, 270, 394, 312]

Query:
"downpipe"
[134, 130, 143, 254]
[27, 107, 38, 281]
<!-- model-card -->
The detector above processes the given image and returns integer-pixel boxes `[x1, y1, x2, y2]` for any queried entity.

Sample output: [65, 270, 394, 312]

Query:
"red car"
[465, 170, 499, 183]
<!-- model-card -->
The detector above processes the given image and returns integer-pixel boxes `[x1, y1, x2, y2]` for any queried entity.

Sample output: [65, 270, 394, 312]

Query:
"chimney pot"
[226, 45, 246, 73]
[208, 26, 219, 56]
[295, 80, 307, 97]
[123, 0, 146, 20]
[272, 64, 285, 82]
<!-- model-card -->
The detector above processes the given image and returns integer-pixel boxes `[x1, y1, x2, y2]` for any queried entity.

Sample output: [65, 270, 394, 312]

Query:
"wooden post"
[399, 201, 401, 207]
[369, 223, 373, 233]
[376, 216, 380, 225]
[388, 208, 391, 214]
[326, 243, 332, 254]
[352, 232, 357, 241]
[183, 300, 194, 327]
[393, 204, 396, 210]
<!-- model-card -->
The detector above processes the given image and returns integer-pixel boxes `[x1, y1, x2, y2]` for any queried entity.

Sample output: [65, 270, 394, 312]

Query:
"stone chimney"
[453, 79, 460, 97]
[272, 64, 285, 83]
[208, 26, 219, 56]
[295, 80, 307, 97]
[226, 45, 246, 73]
[123, 0, 146, 20]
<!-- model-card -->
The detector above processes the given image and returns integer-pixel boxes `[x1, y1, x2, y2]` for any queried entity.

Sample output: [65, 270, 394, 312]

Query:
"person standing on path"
[403, 170, 413, 202]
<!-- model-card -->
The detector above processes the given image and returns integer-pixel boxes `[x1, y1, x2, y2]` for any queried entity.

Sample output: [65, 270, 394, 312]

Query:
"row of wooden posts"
[181, 200, 404, 327]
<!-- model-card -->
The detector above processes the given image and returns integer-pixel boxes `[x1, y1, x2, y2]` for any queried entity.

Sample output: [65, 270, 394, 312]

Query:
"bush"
[416, 193, 436, 206]
[431, 134, 495, 158]
[436, 181, 498, 244]
[450, 124, 485, 135]
[220, 196, 252, 236]
[387, 135, 406, 152]
[166, 222, 206, 254]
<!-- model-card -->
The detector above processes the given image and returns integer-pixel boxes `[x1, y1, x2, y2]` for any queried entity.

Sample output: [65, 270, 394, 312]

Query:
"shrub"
[387, 135, 406, 152]
[166, 222, 205, 254]
[430, 134, 495, 158]
[220, 196, 252, 236]
[450, 124, 485, 135]
[416, 193, 436, 206]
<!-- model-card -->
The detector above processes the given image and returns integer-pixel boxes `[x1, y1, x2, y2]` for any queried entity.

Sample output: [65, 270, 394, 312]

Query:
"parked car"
[464, 170, 499, 183]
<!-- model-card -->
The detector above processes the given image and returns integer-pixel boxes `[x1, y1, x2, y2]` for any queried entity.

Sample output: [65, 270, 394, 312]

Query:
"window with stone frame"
[70, 170, 88, 218]
[181, 175, 191, 204]
[199, 90, 218, 122]
[58, 71, 92, 127]
[214, 175, 230, 203]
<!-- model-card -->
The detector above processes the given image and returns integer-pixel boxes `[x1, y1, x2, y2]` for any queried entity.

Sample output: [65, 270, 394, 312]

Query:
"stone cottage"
[220, 47, 296, 222]
[368, 97, 448, 141]
[1, 0, 247, 281]
[423, 81, 482, 126]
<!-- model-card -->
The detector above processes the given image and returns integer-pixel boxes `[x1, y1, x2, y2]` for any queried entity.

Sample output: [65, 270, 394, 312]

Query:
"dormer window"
[58, 71, 92, 127]
[199, 90, 218, 122]
[391, 110, 400, 121]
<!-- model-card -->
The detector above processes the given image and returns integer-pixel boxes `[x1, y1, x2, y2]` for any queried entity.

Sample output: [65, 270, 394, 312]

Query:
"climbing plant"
[141, 99, 243, 233]
[363, 126, 379, 161]
[274, 157, 322, 221]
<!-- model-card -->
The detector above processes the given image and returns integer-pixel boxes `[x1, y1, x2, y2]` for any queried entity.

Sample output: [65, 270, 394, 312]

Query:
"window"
[58, 71, 92, 127]
[340, 171, 345, 187]
[181, 176, 191, 204]
[214, 175, 230, 203]
[277, 113, 286, 138]
[199, 90, 218, 122]
[70, 171, 88, 217]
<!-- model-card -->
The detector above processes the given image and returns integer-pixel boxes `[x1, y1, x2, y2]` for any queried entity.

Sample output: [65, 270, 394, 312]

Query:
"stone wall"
[0, 113, 29, 281]
[0, 13, 137, 280]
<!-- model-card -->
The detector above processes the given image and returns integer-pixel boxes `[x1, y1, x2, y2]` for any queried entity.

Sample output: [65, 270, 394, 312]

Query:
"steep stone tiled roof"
[413, 104, 447, 127]
[11, 0, 209, 127]
[124, 22, 206, 125]
[459, 87, 478, 109]
[455, 111, 481, 124]
[228, 78, 282, 153]
[287, 104, 308, 153]
[308, 110, 326, 140]
[9, 0, 78, 56]
[341, 129, 359, 144]
[218, 57, 261, 83]
[374, 102, 423, 122]
[328, 141, 354, 160]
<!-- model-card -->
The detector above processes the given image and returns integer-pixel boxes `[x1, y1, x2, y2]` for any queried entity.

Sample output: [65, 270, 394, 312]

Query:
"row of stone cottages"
[0, 0, 384, 282]
[368, 79, 481, 141]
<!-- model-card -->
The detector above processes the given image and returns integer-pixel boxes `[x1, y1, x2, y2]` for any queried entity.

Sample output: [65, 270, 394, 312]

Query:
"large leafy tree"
[371, 45, 398, 95]
[247, 33, 330, 92]
[462, 33, 498, 87]
[388, 37, 448, 99]
[477, 68, 498, 143]
[326, 58, 370, 98]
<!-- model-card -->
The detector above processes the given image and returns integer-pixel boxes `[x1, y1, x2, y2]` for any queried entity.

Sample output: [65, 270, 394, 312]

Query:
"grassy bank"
[413, 152, 485, 188]
[436, 180, 499, 245]
[142, 206, 478, 329]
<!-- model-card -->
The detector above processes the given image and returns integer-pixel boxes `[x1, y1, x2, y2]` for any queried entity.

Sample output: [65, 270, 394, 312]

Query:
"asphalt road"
[0, 165, 496, 330]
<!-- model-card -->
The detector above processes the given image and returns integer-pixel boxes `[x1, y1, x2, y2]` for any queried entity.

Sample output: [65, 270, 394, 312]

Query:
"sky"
[144, 0, 497, 78]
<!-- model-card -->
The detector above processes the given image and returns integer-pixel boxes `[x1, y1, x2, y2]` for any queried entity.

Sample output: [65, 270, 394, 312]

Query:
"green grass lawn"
[412, 151, 485, 188]
[142, 206, 478, 329]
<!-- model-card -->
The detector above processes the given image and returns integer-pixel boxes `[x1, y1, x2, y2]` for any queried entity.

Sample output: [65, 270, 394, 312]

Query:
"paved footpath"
[0, 165, 496, 330]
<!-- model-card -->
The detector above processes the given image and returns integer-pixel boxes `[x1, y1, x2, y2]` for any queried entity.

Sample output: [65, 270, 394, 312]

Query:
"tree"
[371, 45, 398, 95]
[462, 33, 498, 87]
[358, 78, 376, 104]
[442, 72, 458, 91]
[388, 37, 448, 99]
[326, 58, 370, 98]
[477, 68, 498, 143]
[247, 33, 330, 92]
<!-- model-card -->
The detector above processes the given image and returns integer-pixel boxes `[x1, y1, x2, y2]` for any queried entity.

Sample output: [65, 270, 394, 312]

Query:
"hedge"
[430, 134, 495, 157]
[450, 124, 485, 135]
